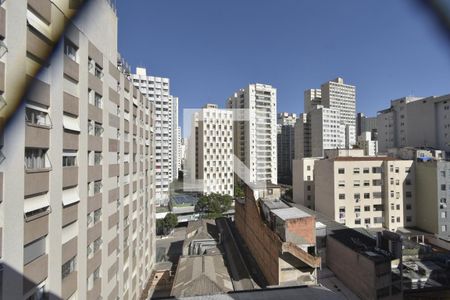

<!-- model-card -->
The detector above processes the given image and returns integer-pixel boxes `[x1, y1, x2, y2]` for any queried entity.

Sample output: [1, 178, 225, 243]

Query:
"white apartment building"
[296, 78, 356, 158]
[293, 150, 415, 231]
[377, 94, 450, 153]
[227, 84, 277, 185]
[0, 1, 156, 299]
[133, 68, 179, 205]
[357, 132, 378, 156]
[187, 104, 234, 196]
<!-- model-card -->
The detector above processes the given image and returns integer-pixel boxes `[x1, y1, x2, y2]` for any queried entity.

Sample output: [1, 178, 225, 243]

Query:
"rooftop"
[170, 194, 198, 207]
[333, 156, 401, 162]
[271, 207, 311, 221]
[261, 199, 289, 210]
[171, 254, 233, 298]
[329, 229, 390, 263]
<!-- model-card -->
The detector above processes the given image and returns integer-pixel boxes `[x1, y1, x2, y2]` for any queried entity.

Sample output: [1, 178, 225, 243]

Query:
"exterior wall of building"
[277, 113, 297, 185]
[188, 105, 234, 196]
[416, 161, 450, 241]
[377, 95, 450, 153]
[0, 1, 155, 299]
[292, 158, 318, 209]
[315, 157, 415, 231]
[326, 237, 389, 300]
[321, 78, 356, 148]
[297, 78, 355, 159]
[227, 84, 277, 185]
[132, 68, 177, 205]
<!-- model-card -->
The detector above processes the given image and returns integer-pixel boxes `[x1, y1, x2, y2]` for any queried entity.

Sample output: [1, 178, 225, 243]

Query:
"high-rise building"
[293, 150, 416, 231]
[186, 104, 234, 196]
[296, 78, 356, 158]
[132, 68, 179, 205]
[377, 94, 450, 154]
[0, 1, 156, 299]
[227, 84, 277, 185]
[356, 112, 377, 139]
[277, 112, 297, 185]
[357, 132, 378, 156]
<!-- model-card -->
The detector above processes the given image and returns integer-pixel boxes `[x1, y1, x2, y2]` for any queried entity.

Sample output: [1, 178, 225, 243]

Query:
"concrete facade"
[235, 188, 320, 286]
[132, 67, 179, 205]
[186, 104, 234, 196]
[377, 95, 450, 153]
[277, 112, 297, 185]
[227, 84, 277, 185]
[296, 78, 356, 158]
[416, 160, 450, 241]
[294, 150, 415, 231]
[0, 1, 156, 299]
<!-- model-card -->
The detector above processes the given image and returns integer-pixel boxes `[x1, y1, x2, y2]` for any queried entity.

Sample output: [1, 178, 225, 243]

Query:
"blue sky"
[116, 0, 449, 127]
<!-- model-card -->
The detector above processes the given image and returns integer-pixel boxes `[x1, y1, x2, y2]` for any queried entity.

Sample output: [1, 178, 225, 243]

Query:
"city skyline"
[117, 0, 450, 123]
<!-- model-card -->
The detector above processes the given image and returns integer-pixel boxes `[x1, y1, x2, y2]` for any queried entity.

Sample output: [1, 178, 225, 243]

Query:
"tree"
[234, 184, 245, 198]
[195, 193, 233, 219]
[156, 213, 178, 235]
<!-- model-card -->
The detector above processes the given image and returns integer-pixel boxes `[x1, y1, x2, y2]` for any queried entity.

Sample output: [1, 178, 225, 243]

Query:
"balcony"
[23, 254, 48, 294]
[63, 166, 78, 188]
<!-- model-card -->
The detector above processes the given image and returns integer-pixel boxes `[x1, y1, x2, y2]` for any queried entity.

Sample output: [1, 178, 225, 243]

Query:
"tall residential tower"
[227, 84, 277, 186]
[0, 1, 156, 299]
[132, 68, 179, 205]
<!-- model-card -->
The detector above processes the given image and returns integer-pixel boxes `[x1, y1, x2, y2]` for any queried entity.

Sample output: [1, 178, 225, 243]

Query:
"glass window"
[63, 150, 77, 167]
[25, 106, 51, 127]
[338, 194, 345, 200]
[62, 256, 76, 279]
[338, 168, 345, 174]
[25, 148, 48, 170]
[64, 39, 78, 62]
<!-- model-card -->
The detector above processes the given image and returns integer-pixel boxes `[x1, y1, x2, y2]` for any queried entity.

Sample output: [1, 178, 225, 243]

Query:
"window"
[406, 216, 412, 222]
[364, 205, 370, 212]
[391, 216, 395, 223]
[64, 39, 78, 62]
[87, 208, 102, 227]
[307, 166, 311, 171]
[25, 105, 51, 127]
[353, 180, 360, 187]
[441, 184, 446, 191]
[364, 193, 370, 199]
[62, 256, 77, 280]
[338, 168, 345, 174]
[94, 152, 102, 165]
[307, 185, 311, 191]
[338, 180, 345, 188]
[355, 219, 361, 225]
[24, 236, 46, 265]
[338, 194, 345, 200]
[353, 168, 360, 174]
[354, 193, 360, 200]
[94, 64, 103, 79]
[363, 168, 370, 174]
[94, 181, 102, 194]
[62, 150, 77, 167]
[25, 148, 49, 170]
[405, 179, 411, 185]
[441, 211, 447, 219]
[364, 218, 371, 224]
[87, 238, 102, 259]
[363, 180, 370, 187]
[406, 191, 412, 198]
[406, 204, 412, 210]
[442, 225, 447, 232]
[397, 217, 401, 222]
[441, 171, 446, 177]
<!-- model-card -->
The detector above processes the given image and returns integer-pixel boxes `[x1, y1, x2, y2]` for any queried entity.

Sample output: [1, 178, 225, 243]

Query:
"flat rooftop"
[271, 207, 311, 220]
[329, 229, 390, 263]
[170, 194, 198, 206]
[262, 199, 289, 210]
[333, 156, 401, 162]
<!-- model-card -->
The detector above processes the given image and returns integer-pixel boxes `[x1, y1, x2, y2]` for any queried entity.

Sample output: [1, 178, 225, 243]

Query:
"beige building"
[377, 94, 450, 153]
[186, 104, 234, 196]
[292, 157, 319, 209]
[0, 1, 156, 299]
[294, 150, 415, 231]
[416, 160, 450, 242]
